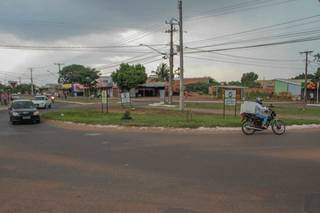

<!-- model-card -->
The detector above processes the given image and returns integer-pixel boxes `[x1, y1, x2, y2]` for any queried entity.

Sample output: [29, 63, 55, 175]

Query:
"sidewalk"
[0, 106, 7, 111]
[55, 100, 96, 105]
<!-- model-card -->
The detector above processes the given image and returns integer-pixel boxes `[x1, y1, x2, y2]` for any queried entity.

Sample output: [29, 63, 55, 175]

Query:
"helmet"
[256, 97, 263, 105]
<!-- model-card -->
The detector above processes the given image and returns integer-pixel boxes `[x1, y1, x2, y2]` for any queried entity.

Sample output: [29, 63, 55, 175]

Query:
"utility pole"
[178, 0, 185, 111]
[165, 18, 178, 105]
[300, 51, 313, 106]
[30, 68, 34, 96]
[54, 63, 64, 82]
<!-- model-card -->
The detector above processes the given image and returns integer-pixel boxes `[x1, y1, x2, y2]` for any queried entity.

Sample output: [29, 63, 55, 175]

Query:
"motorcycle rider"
[255, 97, 269, 129]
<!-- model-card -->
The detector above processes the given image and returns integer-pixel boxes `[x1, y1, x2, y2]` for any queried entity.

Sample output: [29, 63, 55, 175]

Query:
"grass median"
[42, 108, 320, 128]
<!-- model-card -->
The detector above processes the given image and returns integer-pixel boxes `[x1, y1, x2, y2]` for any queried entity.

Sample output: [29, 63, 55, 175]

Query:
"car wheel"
[11, 121, 17, 125]
[48, 104, 52, 109]
[33, 119, 40, 124]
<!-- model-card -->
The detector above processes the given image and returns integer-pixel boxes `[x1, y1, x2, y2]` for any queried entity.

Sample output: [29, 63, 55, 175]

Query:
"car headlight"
[12, 112, 20, 116]
[33, 111, 40, 116]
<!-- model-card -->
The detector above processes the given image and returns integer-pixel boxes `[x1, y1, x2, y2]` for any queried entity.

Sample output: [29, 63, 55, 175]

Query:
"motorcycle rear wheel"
[242, 121, 256, 135]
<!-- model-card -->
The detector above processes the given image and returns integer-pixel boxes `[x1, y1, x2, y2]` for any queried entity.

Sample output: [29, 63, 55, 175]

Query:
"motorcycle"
[241, 108, 286, 135]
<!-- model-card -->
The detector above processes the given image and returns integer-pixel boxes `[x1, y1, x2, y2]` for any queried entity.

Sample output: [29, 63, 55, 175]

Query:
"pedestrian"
[3, 92, 8, 105]
[0, 92, 3, 105]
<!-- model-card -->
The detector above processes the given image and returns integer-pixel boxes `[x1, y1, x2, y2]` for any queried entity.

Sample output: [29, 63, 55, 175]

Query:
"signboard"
[159, 90, 165, 102]
[121, 92, 131, 104]
[101, 90, 107, 104]
[224, 90, 236, 106]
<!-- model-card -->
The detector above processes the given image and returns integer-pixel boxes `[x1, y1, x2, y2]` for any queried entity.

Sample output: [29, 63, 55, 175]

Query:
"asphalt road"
[0, 103, 320, 213]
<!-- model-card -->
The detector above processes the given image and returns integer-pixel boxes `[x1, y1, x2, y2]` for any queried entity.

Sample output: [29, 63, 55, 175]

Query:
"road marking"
[84, 133, 102, 136]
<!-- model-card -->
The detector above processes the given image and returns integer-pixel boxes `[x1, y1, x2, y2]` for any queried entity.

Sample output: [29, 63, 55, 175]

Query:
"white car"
[32, 95, 52, 109]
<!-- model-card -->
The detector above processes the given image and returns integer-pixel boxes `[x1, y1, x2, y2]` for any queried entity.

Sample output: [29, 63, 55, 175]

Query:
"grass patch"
[43, 108, 320, 128]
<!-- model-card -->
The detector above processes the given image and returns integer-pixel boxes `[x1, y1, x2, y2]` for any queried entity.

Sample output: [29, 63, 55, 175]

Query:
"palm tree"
[152, 63, 170, 82]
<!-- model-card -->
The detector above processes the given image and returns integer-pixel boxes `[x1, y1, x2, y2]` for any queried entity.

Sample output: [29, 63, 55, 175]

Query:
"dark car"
[8, 100, 40, 125]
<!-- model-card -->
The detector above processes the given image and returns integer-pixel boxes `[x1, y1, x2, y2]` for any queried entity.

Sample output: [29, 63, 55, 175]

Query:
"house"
[96, 76, 118, 97]
[274, 79, 302, 98]
[135, 82, 166, 97]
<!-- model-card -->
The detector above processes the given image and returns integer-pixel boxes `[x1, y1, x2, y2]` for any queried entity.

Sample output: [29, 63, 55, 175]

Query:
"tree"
[152, 63, 170, 82]
[228, 81, 242, 86]
[111, 63, 147, 91]
[12, 84, 32, 94]
[241, 72, 259, 88]
[313, 68, 320, 82]
[58, 64, 100, 85]
[293, 73, 315, 80]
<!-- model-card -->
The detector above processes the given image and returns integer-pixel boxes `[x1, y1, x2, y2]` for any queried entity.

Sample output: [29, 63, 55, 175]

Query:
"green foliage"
[111, 63, 147, 91]
[186, 82, 210, 94]
[12, 84, 32, 94]
[228, 81, 242, 86]
[293, 73, 315, 80]
[59, 64, 100, 85]
[241, 72, 260, 88]
[0, 84, 13, 92]
[152, 63, 171, 82]
[43, 106, 320, 128]
[122, 110, 133, 120]
[313, 68, 320, 82]
[209, 78, 220, 85]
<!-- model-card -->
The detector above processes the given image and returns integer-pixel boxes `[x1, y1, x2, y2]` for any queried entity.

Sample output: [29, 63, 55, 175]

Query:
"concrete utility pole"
[54, 63, 64, 82]
[178, 0, 185, 111]
[165, 18, 178, 105]
[29, 68, 34, 96]
[300, 51, 313, 106]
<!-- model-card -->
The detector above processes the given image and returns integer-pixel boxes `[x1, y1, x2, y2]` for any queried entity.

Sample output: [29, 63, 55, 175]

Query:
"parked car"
[8, 100, 40, 125]
[32, 95, 52, 109]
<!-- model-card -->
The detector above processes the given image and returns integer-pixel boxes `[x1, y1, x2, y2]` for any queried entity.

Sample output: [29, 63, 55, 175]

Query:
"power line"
[186, 0, 300, 22]
[185, 14, 320, 45]
[189, 28, 320, 49]
[186, 35, 320, 53]
[187, 48, 302, 63]
[185, 55, 303, 70]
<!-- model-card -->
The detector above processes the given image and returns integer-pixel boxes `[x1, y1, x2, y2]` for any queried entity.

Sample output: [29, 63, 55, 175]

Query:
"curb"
[46, 120, 320, 134]
[55, 100, 96, 105]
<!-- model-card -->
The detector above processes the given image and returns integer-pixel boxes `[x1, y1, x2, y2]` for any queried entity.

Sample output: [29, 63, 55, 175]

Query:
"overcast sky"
[0, 0, 319, 85]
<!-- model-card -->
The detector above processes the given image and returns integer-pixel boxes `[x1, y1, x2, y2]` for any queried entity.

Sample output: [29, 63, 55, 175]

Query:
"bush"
[122, 110, 132, 120]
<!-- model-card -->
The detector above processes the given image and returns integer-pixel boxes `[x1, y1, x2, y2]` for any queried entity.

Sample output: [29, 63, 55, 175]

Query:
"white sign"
[225, 90, 236, 106]
[101, 90, 107, 104]
[159, 90, 165, 101]
[121, 92, 131, 104]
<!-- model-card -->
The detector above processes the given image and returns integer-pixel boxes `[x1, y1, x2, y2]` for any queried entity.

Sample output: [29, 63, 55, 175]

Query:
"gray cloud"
[0, 0, 225, 41]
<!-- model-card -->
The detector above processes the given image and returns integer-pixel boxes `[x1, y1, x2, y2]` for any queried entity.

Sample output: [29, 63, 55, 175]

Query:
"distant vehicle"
[32, 95, 52, 109]
[46, 93, 56, 104]
[8, 100, 40, 125]
[11, 94, 21, 101]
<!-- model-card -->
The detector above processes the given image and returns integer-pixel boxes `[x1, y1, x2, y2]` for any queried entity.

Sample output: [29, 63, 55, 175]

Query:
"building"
[274, 79, 302, 98]
[96, 76, 117, 97]
[135, 82, 166, 97]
